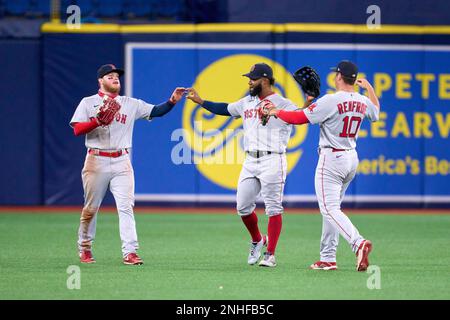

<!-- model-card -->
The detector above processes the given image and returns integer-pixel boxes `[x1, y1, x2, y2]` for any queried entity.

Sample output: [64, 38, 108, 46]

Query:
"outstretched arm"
[277, 95, 315, 124]
[150, 101, 175, 117]
[186, 88, 231, 116]
[201, 101, 231, 116]
[276, 109, 310, 125]
[150, 87, 186, 117]
[261, 99, 310, 125]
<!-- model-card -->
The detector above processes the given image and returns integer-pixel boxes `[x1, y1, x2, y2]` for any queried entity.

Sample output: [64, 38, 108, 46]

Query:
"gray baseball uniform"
[304, 91, 379, 262]
[227, 93, 298, 216]
[70, 93, 154, 257]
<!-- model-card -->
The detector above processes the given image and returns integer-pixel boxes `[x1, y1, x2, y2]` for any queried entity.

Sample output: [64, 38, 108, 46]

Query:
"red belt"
[332, 148, 346, 152]
[88, 149, 128, 158]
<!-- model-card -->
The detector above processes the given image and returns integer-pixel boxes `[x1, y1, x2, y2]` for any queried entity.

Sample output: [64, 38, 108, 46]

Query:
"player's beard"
[249, 83, 262, 97]
[104, 82, 121, 94]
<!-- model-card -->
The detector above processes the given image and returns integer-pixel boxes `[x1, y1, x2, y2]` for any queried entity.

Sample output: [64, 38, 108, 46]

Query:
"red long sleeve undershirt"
[72, 118, 100, 136]
[276, 109, 310, 125]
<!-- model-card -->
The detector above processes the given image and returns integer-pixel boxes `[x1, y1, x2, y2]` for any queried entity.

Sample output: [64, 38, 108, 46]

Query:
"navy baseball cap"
[331, 60, 358, 79]
[243, 63, 274, 80]
[97, 64, 124, 78]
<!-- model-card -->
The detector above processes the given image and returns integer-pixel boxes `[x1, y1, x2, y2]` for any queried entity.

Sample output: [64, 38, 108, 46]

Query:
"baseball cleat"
[248, 235, 268, 265]
[309, 261, 337, 270]
[356, 240, 372, 272]
[123, 253, 144, 265]
[79, 250, 96, 264]
[259, 252, 277, 267]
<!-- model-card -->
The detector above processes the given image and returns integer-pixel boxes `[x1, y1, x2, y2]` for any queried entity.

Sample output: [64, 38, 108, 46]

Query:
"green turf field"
[0, 211, 449, 300]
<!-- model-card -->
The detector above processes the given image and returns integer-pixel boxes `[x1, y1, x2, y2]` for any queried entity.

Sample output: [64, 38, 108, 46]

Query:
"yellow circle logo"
[182, 54, 308, 190]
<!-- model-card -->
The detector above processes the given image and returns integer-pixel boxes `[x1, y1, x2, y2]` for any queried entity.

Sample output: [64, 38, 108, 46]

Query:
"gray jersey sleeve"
[227, 98, 245, 118]
[274, 97, 299, 124]
[133, 98, 155, 120]
[364, 96, 380, 122]
[69, 98, 89, 127]
[303, 94, 335, 124]
[277, 97, 299, 111]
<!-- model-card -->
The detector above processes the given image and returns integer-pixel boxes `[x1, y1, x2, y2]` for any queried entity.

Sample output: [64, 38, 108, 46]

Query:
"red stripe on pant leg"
[279, 154, 284, 202]
[267, 214, 282, 254]
[241, 211, 262, 242]
[320, 154, 351, 239]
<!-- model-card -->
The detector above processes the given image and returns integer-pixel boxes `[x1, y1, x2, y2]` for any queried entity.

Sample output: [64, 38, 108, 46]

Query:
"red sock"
[241, 212, 262, 243]
[267, 214, 282, 254]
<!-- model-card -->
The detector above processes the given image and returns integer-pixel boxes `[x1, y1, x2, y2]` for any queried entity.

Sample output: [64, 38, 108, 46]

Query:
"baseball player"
[263, 60, 380, 271]
[186, 63, 298, 267]
[70, 64, 185, 265]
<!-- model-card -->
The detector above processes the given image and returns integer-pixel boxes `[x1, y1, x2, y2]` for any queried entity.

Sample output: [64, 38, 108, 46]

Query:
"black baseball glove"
[292, 66, 321, 98]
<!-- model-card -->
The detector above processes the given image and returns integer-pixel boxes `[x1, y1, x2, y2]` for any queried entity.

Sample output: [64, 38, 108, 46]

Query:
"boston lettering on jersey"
[337, 101, 367, 115]
[244, 108, 262, 120]
[90, 112, 127, 124]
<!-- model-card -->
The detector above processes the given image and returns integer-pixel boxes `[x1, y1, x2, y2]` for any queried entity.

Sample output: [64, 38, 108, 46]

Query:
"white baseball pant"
[77, 152, 139, 257]
[315, 148, 364, 262]
[236, 152, 287, 217]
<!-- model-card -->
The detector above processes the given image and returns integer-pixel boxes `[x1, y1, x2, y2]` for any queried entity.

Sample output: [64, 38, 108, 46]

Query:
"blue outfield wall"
[0, 39, 42, 205]
[38, 28, 450, 207]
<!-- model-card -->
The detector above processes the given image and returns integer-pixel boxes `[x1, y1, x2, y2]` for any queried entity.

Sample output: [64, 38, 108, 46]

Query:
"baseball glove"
[97, 97, 121, 126]
[259, 99, 276, 126]
[292, 66, 321, 98]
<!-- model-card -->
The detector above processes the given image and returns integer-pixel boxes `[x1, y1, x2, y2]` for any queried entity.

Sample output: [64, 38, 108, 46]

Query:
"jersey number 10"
[339, 116, 362, 138]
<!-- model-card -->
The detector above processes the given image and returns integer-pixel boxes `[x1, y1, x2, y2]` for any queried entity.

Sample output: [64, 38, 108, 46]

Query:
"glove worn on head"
[97, 97, 121, 126]
[259, 99, 276, 126]
[293, 66, 321, 98]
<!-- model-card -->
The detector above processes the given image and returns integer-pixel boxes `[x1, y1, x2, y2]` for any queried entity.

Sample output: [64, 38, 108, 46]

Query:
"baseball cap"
[331, 60, 358, 79]
[243, 63, 274, 80]
[97, 64, 124, 79]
